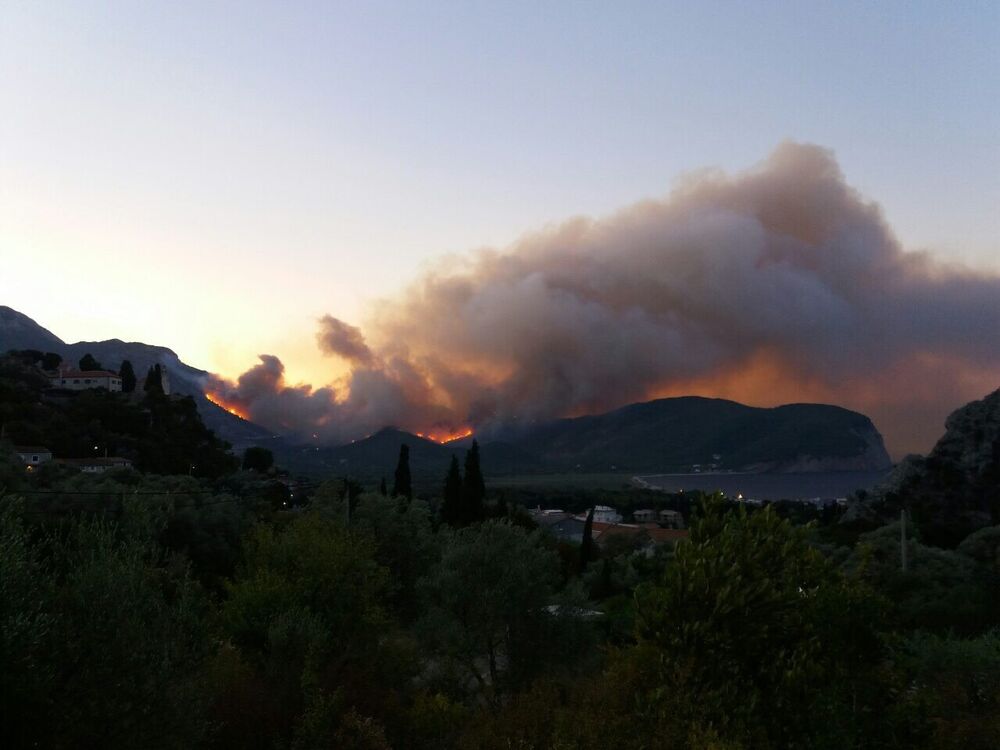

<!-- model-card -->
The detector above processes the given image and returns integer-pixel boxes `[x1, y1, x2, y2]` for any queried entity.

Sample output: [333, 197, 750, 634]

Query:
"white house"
[50, 369, 123, 392]
[14, 446, 53, 467]
[592, 505, 622, 524]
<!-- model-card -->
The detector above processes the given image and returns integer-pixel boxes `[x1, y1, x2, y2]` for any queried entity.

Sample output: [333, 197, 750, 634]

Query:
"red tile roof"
[646, 528, 690, 544]
[594, 523, 689, 546]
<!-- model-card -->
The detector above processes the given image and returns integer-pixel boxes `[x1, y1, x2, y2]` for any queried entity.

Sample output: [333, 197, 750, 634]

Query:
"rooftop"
[53, 370, 121, 378]
[592, 521, 690, 546]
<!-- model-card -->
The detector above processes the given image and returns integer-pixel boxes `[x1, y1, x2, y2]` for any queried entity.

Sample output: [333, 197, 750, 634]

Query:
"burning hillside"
[206, 143, 1000, 454]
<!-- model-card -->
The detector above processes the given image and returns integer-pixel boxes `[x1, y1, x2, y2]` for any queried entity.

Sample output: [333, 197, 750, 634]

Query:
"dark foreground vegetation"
[3, 471, 999, 748]
[2, 352, 999, 748]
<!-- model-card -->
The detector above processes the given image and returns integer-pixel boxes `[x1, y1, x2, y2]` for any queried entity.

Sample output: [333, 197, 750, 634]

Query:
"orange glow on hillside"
[643, 348, 851, 410]
[415, 428, 473, 444]
[205, 392, 248, 420]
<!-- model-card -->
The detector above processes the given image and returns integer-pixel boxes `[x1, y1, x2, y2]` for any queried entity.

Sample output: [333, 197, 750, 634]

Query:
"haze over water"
[639, 471, 891, 501]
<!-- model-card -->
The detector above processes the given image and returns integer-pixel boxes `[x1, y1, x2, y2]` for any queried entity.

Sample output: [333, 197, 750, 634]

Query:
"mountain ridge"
[509, 395, 890, 473]
[0, 306, 273, 447]
[2, 306, 892, 476]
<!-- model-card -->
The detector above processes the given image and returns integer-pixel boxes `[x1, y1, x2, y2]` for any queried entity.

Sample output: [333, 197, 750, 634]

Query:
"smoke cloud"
[210, 142, 1000, 456]
[316, 315, 375, 366]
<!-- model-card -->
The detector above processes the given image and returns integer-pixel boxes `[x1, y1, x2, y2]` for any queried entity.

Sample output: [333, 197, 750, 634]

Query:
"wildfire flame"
[205, 392, 247, 420]
[416, 428, 473, 444]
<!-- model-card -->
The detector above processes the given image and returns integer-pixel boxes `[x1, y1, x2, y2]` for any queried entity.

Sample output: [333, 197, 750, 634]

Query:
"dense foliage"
[3, 468, 998, 749]
[1, 355, 998, 748]
[0, 354, 238, 477]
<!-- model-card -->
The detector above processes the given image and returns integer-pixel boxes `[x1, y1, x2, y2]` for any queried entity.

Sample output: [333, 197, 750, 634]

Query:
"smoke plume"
[316, 315, 374, 365]
[210, 142, 1000, 455]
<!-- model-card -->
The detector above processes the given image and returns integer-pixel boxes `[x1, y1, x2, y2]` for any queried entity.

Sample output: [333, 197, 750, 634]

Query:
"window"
[73, 379, 80, 384]
[31, 455, 38, 462]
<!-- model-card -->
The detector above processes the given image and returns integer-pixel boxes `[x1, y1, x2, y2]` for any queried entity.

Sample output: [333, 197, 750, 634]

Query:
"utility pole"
[900, 509, 908, 573]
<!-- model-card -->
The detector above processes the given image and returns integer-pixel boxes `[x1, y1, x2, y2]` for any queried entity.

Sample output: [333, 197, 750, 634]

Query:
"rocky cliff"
[844, 388, 1000, 544]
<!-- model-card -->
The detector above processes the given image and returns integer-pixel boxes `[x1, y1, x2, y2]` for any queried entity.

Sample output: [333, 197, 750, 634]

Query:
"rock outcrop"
[844, 388, 1000, 543]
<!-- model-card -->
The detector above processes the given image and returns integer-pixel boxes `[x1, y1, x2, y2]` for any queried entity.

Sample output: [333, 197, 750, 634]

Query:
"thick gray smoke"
[316, 315, 374, 365]
[211, 142, 1000, 455]
[206, 351, 453, 443]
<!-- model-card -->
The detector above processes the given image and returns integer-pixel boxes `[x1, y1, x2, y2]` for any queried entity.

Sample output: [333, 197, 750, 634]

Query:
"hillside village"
[1, 347, 241, 480]
[531, 505, 688, 552]
[3, 350, 175, 474]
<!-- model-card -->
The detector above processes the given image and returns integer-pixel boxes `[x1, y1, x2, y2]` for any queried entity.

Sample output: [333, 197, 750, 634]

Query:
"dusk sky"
[2, 2, 998, 455]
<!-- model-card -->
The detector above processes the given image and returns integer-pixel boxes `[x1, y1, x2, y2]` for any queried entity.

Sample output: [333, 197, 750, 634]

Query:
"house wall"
[16, 451, 52, 465]
[593, 507, 622, 524]
[51, 375, 123, 391]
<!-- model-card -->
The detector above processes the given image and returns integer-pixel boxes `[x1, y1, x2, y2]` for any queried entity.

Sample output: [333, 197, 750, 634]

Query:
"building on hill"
[592, 505, 622, 524]
[531, 506, 689, 549]
[530, 508, 587, 543]
[14, 446, 52, 468]
[50, 369, 122, 391]
[658, 509, 685, 528]
[633, 508, 656, 523]
[56, 456, 133, 473]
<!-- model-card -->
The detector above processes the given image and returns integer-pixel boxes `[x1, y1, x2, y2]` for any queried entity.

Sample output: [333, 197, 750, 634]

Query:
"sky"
[2, 2, 998, 454]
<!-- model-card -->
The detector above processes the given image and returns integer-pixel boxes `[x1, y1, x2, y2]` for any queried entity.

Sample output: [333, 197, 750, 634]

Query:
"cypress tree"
[392, 444, 412, 500]
[461, 439, 485, 524]
[579, 506, 596, 573]
[144, 364, 164, 395]
[379, 477, 388, 496]
[119, 360, 137, 393]
[441, 454, 462, 525]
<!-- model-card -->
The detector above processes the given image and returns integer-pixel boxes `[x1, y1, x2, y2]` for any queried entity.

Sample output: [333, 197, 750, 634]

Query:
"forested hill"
[513, 396, 892, 473]
[3, 307, 891, 475]
[0, 353, 238, 477]
[277, 398, 891, 481]
[0, 306, 272, 447]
